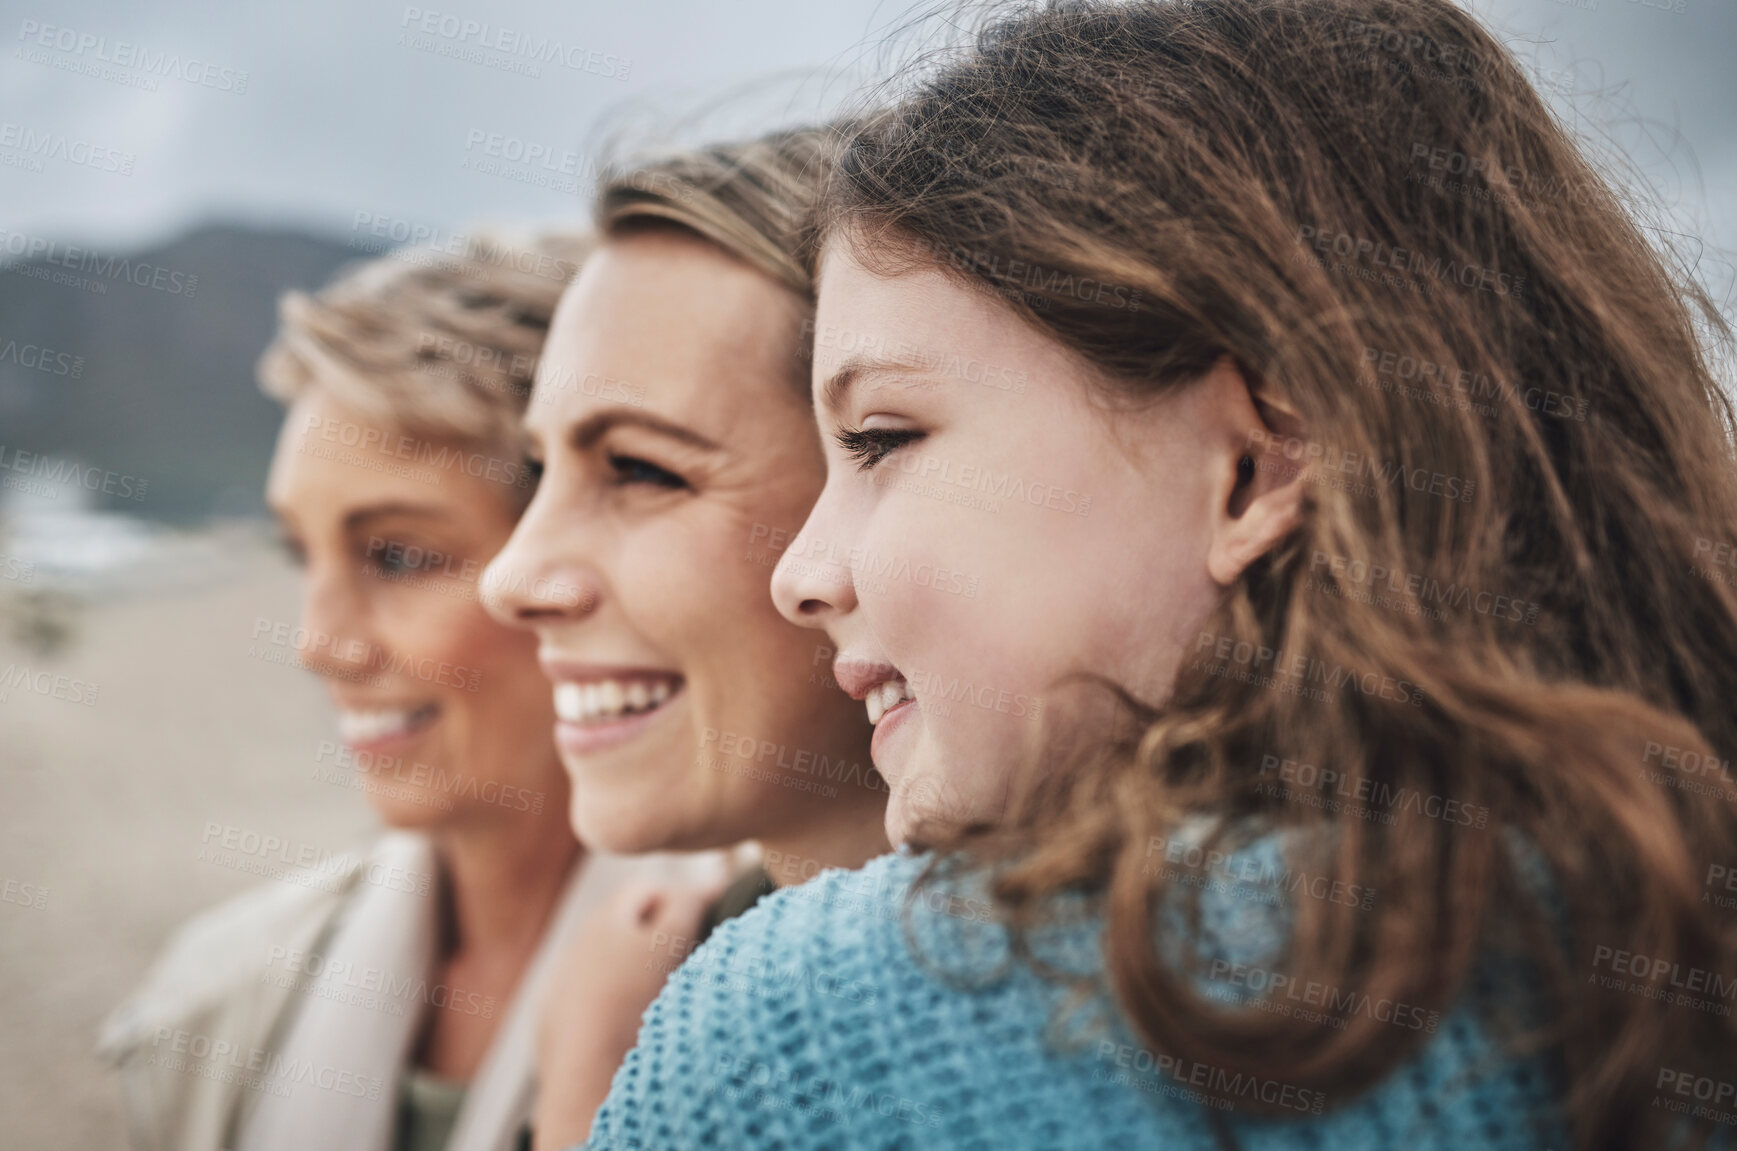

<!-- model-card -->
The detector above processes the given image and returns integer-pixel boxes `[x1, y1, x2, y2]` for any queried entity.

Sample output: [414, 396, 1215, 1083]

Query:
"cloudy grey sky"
[1, 0, 1732, 279]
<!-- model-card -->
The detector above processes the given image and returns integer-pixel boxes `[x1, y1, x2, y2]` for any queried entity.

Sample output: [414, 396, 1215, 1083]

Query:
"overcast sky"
[1, 0, 1732, 294]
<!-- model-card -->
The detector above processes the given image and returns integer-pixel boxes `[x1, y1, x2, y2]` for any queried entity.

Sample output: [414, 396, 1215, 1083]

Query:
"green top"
[696, 865, 776, 943]
[395, 867, 773, 1151]
[394, 1067, 468, 1151]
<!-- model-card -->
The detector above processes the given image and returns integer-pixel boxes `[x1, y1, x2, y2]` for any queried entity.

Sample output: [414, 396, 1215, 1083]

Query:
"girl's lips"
[869, 695, 919, 772]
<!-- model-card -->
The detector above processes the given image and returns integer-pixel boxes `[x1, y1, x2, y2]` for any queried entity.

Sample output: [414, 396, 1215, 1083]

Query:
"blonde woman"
[481, 130, 891, 1148]
[100, 232, 718, 1151]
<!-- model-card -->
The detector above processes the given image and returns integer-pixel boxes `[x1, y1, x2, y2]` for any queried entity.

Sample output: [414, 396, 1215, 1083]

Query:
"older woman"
[99, 232, 717, 1151]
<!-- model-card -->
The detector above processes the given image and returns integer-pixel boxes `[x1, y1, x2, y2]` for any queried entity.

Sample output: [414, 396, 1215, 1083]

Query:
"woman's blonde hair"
[595, 125, 844, 304]
[258, 230, 590, 464]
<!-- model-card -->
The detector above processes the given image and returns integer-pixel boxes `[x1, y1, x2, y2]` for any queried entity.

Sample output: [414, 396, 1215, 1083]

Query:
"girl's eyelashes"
[608, 452, 688, 490]
[835, 426, 926, 471]
[523, 454, 545, 485]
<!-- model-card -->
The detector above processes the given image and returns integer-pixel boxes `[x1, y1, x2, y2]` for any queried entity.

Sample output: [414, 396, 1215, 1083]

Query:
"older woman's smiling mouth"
[335, 701, 441, 752]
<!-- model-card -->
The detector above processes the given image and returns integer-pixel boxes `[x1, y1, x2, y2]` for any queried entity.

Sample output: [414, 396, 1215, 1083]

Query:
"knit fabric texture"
[582, 849, 1569, 1150]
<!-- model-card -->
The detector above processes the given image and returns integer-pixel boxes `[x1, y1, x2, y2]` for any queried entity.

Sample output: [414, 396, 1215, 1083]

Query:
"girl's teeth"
[554, 676, 681, 724]
[866, 678, 911, 726]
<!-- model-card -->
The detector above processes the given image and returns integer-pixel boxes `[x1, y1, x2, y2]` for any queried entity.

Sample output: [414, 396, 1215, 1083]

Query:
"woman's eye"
[609, 454, 687, 490]
[365, 540, 447, 575]
[278, 534, 308, 569]
[835, 427, 925, 471]
[523, 455, 545, 485]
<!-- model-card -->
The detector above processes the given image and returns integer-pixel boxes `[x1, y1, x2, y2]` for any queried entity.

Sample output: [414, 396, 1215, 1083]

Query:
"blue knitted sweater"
[582, 850, 1569, 1150]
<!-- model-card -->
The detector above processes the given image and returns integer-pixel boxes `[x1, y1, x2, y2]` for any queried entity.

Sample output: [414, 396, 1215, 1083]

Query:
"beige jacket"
[98, 833, 721, 1151]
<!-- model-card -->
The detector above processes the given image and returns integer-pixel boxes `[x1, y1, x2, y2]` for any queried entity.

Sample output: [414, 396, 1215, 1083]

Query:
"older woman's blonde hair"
[257, 230, 590, 476]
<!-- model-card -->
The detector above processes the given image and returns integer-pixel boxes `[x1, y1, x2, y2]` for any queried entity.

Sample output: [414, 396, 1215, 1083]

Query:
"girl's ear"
[1199, 359, 1305, 586]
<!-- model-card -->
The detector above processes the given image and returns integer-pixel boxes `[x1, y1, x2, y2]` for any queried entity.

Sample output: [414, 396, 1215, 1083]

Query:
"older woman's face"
[483, 229, 879, 854]
[266, 388, 568, 831]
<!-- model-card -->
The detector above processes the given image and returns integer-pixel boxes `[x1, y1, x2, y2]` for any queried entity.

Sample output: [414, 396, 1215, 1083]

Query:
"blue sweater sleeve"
[582, 854, 953, 1151]
[583, 850, 1568, 1151]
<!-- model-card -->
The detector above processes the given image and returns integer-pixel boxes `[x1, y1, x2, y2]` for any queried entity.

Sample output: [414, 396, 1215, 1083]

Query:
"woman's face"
[483, 229, 880, 854]
[772, 241, 1282, 846]
[266, 387, 568, 832]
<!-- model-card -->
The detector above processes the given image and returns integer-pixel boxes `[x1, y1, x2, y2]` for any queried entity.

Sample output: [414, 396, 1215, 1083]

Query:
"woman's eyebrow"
[342, 503, 452, 531]
[566, 409, 722, 452]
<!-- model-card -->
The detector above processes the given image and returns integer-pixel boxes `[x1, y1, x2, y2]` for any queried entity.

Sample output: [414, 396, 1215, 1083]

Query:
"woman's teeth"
[337, 705, 436, 745]
[554, 677, 678, 724]
[866, 677, 913, 725]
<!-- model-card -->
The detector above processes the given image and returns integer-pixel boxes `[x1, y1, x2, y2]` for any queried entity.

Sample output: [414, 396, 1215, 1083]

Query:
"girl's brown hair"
[825, 1, 1737, 1147]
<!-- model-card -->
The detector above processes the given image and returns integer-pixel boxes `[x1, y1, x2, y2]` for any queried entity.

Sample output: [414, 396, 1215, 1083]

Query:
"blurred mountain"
[0, 224, 362, 523]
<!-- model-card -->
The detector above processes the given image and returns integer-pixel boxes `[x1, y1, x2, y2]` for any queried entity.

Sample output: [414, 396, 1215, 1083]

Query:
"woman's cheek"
[619, 521, 711, 628]
[468, 615, 545, 693]
[394, 594, 480, 669]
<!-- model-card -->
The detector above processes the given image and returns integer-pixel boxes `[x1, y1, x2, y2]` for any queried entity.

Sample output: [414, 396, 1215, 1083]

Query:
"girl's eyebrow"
[820, 353, 941, 413]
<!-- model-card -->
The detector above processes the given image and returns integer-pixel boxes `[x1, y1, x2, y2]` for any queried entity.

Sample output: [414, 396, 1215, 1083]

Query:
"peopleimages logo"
[710, 1053, 945, 1129]
[1247, 430, 1476, 505]
[0, 336, 83, 377]
[0, 663, 100, 707]
[398, 7, 631, 80]
[248, 618, 483, 692]
[300, 413, 532, 489]
[15, 20, 249, 92]
[0, 121, 135, 174]
[1257, 753, 1490, 829]
[0, 445, 147, 501]
[1094, 1040, 1327, 1115]
[1295, 223, 1526, 298]
[1, 878, 48, 910]
[1205, 959, 1442, 1034]
[0, 229, 197, 297]
[263, 945, 496, 1018]
[147, 1028, 383, 1100]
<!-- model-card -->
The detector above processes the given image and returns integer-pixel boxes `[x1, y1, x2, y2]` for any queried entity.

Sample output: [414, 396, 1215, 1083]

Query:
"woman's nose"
[481, 490, 602, 628]
[297, 563, 379, 679]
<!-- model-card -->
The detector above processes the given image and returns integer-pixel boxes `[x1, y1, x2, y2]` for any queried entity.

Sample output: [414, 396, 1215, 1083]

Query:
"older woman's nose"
[297, 562, 380, 679]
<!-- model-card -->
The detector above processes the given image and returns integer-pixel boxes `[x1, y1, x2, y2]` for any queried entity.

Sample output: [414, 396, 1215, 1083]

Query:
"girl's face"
[483, 229, 881, 855]
[773, 241, 1295, 845]
[266, 387, 568, 833]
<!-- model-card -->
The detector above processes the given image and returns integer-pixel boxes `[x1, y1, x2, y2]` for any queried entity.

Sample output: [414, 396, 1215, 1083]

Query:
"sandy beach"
[0, 525, 376, 1150]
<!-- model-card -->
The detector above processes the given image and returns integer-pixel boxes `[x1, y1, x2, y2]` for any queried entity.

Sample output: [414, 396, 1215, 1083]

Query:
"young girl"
[580, 1, 1737, 1149]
